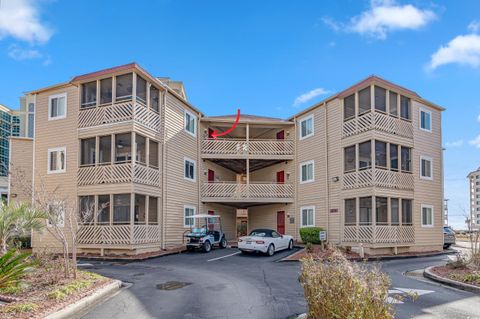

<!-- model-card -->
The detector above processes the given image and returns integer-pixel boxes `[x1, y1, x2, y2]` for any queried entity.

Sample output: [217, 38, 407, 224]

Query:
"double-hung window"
[419, 108, 432, 132]
[299, 115, 314, 139]
[184, 110, 197, 137]
[300, 160, 314, 184]
[301, 206, 315, 227]
[184, 205, 196, 227]
[48, 93, 67, 120]
[420, 156, 433, 180]
[184, 157, 196, 181]
[421, 204, 434, 227]
[48, 147, 66, 173]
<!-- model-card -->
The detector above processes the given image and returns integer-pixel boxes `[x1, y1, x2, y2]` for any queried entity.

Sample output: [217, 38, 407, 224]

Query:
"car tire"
[203, 241, 212, 253]
[267, 244, 275, 256]
[219, 236, 227, 249]
[186, 246, 195, 252]
[443, 244, 451, 249]
[240, 250, 249, 254]
[288, 240, 294, 250]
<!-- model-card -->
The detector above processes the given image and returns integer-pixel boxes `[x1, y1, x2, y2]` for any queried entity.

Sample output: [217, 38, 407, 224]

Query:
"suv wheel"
[267, 244, 275, 256]
[203, 241, 212, 253]
[219, 237, 227, 248]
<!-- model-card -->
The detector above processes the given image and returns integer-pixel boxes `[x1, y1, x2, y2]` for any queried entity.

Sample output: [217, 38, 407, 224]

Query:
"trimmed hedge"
[299, 227, 325, 244]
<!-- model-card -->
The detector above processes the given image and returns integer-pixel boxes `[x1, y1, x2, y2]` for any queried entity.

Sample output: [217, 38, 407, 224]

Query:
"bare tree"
[459, 206, 480, 258]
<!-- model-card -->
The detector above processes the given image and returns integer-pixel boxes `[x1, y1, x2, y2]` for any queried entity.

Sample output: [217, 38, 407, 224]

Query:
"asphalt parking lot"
[81, 246, 480, 319]
[81, 247, 306, 319]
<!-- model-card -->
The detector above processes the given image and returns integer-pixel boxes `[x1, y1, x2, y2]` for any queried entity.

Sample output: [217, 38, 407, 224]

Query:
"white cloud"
[469, 135, 480, 148]
[445, 139, 464, 148]
[468, 20, 480, 33]
[323, 0, 436, 40]
[293, 88, 330, 107]
[8, 44, 42, 60]
[427, 33, 480, 70]
[0, 0, 52, 43]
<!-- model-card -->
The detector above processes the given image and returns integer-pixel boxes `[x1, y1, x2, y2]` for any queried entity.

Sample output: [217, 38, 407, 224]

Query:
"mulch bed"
[0, 257, 114, 319]
[431, 265, 480, 287]
[284, 245, 360, 261]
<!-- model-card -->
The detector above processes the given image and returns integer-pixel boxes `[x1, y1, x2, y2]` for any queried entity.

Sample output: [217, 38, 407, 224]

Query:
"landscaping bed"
[430, 265, 480, 287]
[283, 245, 360, 261]
[0, 256, 113, 319]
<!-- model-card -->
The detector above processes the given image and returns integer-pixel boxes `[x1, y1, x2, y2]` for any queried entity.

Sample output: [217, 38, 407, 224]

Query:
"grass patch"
[1, 302, 38, 314]
[449, 272, 480, 285]
[0, 284, 23, 295]
[47, 279, 94, 301]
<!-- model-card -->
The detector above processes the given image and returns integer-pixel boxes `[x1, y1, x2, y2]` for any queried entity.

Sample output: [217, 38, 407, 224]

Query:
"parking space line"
[207, 251, 241, 262]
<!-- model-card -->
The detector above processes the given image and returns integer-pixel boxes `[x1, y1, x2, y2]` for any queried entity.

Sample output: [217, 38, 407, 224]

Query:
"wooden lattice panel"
[343, 225, 415, 244]
[201, 182, 294, 200]
[78, 164, 161, 188]
[343, 169, 413, 191]
[342, 111, 413, 139]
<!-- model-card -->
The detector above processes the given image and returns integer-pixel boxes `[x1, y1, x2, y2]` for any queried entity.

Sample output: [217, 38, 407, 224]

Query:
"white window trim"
[184, 109, 197, 137]
[183, 157, 196, 182]
[300, 205, 315, 227]
[420, 155, 433, 180]
[298, 114, 314, 140]
[419, 107, 432, 133]
[421, 204, 434, 228]
[183, 205, 196, 228]
[47, 147, 66, 174]
[48, 93, 67, 121]
[299, 160, 315, 184]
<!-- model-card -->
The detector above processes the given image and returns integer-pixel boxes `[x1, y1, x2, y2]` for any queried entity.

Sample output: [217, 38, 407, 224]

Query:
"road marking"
[207, 251, 241, 262]
[388, 287, 435, 304]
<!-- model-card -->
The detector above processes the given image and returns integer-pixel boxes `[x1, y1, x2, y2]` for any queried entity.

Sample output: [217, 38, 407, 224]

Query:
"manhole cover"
[156, 281, 192, 290]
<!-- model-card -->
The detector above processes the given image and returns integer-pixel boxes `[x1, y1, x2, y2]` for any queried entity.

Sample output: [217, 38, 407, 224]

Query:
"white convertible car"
[238, 229, 294, 256]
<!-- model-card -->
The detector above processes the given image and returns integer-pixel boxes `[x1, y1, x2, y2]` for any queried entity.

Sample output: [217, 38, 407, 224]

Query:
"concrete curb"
[78, 249, 186, 262]
[423, 266, 480, 294]
[45, 280, 122, 319]
[279, 248, 455, 262]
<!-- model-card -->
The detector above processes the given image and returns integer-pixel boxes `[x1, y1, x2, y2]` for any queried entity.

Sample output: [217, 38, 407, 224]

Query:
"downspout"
[31, 94, 37, 246]
[161, 89, 167, 250]
[294, 118, 298, 241]
[323, 102, 331, 243]
[197, 112, 201, 213]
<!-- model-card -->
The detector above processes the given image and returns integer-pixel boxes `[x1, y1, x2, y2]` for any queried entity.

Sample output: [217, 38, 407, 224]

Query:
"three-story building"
[9, 64, 444, 256]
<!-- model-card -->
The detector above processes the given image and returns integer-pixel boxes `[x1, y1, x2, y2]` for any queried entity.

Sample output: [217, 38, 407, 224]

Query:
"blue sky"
[1, 0, 479, 229]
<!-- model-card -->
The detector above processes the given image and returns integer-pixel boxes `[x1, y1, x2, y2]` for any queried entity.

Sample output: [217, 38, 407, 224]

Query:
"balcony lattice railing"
[342, 225, 415, 244]
[78, 101, 161, 132]
[77, 224, 161, 246]
[343, 111, 413, 139]
[78, 163, 161, 187]
[201, 182, 294, 201]
[201, 139, 294, 157]
[343, 168, 414, 191]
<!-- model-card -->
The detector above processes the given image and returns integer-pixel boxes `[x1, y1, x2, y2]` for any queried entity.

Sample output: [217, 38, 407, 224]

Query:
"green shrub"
[300, 249, 394, 319]
[1, 302, 38, 314]
[299, 227, 325, 244]
[0, 249, 36, 289]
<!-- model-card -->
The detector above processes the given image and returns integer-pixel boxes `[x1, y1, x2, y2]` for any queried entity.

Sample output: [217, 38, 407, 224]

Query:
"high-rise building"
[468, 167, 480, 229]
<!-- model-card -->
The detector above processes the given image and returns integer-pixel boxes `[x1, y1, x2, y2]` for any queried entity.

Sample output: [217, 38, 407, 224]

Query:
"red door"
[208, 169, 215, 183]
[208, 210, 214, 231]
[208, 128, 215, 139]
[276, 171, 285, 184]
[276, 130, 285, 140]
[277, 211, 285, 235]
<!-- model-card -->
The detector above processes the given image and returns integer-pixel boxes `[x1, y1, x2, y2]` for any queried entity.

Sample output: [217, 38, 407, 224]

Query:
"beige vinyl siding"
[163, 92, 200, 248]
[9, 138, 34, 204]
[411, 101, 443, 250]
[250, 161, 294, 183]
[201, 161, 236, 182]
[248, 203, 295, 236]
[295, 106, 328, 237]
[32, 85, 79, 251]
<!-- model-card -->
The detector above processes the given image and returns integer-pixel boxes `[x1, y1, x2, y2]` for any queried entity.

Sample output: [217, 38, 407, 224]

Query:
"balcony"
[78, 101, 161, 132]
[77, 224, 161, 246]
[78, 163, 160, 188]
[201, 182, 294, 203]
[343, 111, 413, 139]
[343, 168, 414, 191]
[342, 225, 415, 245]
[201, 138, 294, 159]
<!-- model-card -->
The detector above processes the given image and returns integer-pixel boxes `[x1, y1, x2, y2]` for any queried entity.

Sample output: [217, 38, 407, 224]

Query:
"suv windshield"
[443, 227, 454, 234]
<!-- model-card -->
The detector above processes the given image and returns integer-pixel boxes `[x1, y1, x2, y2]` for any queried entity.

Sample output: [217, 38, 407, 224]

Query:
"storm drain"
[156, 281, 192, 291]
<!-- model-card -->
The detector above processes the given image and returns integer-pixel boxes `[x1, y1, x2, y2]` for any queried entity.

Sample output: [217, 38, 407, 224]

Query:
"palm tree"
[0, 202, 47, 254]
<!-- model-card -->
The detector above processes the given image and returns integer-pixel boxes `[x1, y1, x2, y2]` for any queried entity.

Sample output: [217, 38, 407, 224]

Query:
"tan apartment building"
[9, 63, 444, 256]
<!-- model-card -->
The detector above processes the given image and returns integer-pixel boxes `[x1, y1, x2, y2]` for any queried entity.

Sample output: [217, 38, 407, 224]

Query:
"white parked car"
[238, 229, 294, 256]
